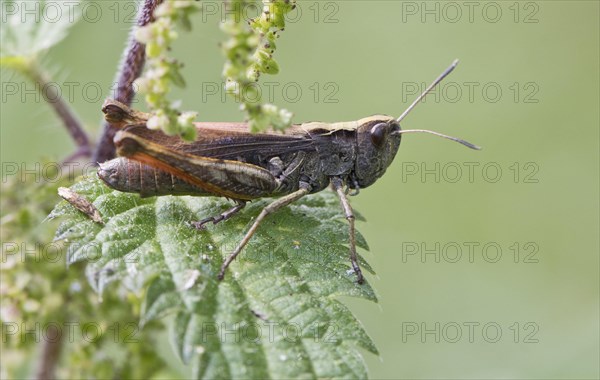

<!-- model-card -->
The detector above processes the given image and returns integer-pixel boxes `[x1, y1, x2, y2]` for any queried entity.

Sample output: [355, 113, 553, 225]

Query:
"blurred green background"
[1, 1, 598, 378]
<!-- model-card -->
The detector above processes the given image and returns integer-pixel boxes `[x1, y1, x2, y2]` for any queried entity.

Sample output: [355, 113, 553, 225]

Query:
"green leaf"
[51, 176, 379, 379]
[2, 166, 175, 379]
[0, 0, 80, 62]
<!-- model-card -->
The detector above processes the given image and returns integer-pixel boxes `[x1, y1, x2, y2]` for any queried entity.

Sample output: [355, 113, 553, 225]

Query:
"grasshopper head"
[352, 60, 482, 189]
[353, 116, 402, 188]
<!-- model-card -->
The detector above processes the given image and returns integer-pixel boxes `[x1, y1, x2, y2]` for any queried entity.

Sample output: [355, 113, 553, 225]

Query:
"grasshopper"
[98, 60, 479, 283]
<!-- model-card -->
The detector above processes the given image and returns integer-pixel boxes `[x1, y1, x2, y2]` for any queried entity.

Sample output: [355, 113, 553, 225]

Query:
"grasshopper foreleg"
[218, 183, 311, 281]
[331, 177, 364, 284]
[191, 200, 247, 230]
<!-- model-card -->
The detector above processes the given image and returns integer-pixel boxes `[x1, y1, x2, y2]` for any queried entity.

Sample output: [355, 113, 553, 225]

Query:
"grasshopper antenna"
[394, 59, 481, 150]
[394, 129, 480, 150]
[397, 59, 458, 123]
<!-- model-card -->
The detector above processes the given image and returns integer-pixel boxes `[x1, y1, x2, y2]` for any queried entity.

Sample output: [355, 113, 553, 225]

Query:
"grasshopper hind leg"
[331, 177, 364, 284]
[192, 200, 247, 230]
[218, 183, 311, 281]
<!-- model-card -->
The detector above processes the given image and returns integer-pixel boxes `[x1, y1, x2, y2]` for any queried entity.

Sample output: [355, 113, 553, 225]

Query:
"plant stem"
[93, 0, 163, 164]
[26, 65, 92, 160]
[35, 324, 62, 380]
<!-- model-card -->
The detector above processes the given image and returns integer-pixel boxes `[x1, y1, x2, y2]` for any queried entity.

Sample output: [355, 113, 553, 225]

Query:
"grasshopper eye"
[370, 123, 387, 148]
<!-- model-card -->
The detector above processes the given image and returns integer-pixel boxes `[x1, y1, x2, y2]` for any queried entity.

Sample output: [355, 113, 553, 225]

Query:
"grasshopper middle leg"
[331, 177, 364, 284]
[218, 183, 311, 280]
[192, 200, 247, 230]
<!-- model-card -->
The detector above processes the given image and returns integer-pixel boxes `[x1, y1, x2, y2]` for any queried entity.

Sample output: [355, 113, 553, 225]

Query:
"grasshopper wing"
[119, 124, 315, 162]
[114, 131, 280, 200]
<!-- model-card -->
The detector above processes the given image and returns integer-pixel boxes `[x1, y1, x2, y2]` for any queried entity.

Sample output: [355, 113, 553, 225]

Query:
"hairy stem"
[26, 65, 92, 159]
[93, 0, 163, 164]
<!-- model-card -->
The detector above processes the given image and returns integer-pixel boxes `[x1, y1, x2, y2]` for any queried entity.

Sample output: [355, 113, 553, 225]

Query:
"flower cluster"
[134, 1, 199, 141]
[221, 0, 296, 132]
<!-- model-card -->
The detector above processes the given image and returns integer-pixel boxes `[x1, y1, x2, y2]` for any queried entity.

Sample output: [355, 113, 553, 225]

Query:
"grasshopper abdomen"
[98, 158, 212, 198]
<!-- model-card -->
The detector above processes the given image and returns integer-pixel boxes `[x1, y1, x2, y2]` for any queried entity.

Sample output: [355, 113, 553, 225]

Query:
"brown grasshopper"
[98, 60, 479, 283]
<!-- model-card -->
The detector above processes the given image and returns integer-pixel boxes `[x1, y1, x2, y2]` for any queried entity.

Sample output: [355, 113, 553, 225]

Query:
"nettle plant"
[1, 1, 378, 379]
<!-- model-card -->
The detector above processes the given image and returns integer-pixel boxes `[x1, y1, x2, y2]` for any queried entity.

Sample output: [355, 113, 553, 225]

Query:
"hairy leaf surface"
[51, 176, 378, 379]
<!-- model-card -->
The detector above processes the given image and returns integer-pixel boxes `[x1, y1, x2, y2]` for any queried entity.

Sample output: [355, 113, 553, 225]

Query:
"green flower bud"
[147, 112, 169, 130]
[220, 0, 296, 132]
[178, 111, 197, 128]
[134, 77, 150, 94]
[134, 25, 153, 44]
[179, 123, 198, 142]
